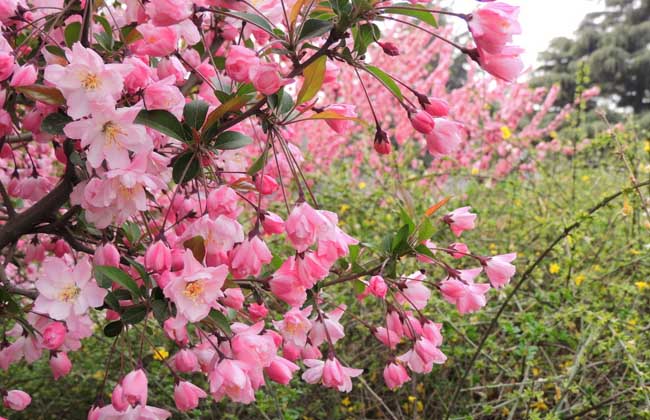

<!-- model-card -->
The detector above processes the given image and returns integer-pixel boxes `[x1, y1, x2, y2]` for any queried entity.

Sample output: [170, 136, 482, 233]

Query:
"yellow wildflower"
[531, 400, 549, 411]
[549, 263, 560, 274]
[635, 281, 649, 291]
[581, 175, 590, 182]
[153, 347, 169, 361]
[471, 167, 479, 175]
[574, 274, 586, 286]
[341, 397, 351, 407]
[357, 181, 366, 190]
[500, 126, 512, 140]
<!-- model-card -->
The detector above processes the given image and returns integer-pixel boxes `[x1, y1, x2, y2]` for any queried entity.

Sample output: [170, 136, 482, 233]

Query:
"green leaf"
[415, 243, 435, 259]
[247, 149, 269, 176]
[398, 206, 416, 235]
[213, 131, 253, 150]
[64, 22, 81, 47]
[135, 109, 189, 142]
[365, 65, 403, 100]
[16, 85, 65, 106]
[353, 279, 366, 294]
[201, 95, 251, 140]
[297, 55, 327, 105]
[104, 292, 121, 311]
[121, 305, 148, 324]
[124, 257, 152, 289]
[122, 221, 141, 246]
[172, 152, 200, 184]
[228, 11, 275, 36]
[94, 265, 143, 299]
[353, 23, 380, 55]
[208, 310, 232, 335]
[298, 19, 333, 41]
[418, 218, 436, 242]
[152, 300, 170, 324]
[385, 4, 438, 29]
[103, 321, 123, 337]
[391, 224, 411, 253]
[41, 112, 72, 135]
[183, 100, 209, 130]
[94, 31, 114, 51]
[45, 45, 65, 57]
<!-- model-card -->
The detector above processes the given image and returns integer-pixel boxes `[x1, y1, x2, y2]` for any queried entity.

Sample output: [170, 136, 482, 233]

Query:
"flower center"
[102, 122, 124, 145]
[183, 281, 204, 300]
[81, 72, 101, 90]
[58, 285, 80, 302]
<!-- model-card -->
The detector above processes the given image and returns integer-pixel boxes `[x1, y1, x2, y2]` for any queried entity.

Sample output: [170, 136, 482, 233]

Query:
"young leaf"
[135, 109, 189, 142]
[418, 218, 436, 241]
[183, 100, 209, 130]
[208, 310, 232, 335]
[297, 55, 327, 105]
[183, 236, 206, 262]
[94, 265, 143, 299]
[201, 95, 251, 140]
[16, 85, 65, 106]
[365, 65, 403, 100]
[213, 131, 253, 150]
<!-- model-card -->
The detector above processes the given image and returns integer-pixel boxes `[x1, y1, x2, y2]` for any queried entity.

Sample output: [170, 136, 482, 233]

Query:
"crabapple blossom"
[34, 257, 106, 320]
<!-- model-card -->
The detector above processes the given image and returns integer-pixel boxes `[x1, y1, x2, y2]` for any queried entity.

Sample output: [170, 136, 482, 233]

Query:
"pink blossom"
[41, 321, 67, 350]
[229, 236, 272, 278]
[209, 359, 255, 404]
[145, 0, 193, 26]
[172, 349, 199, 373]
[444, 206, 477, 237]
[163, 250, 228, 322]
[248, 302, 268, 321]
[309, 305, 345, 347]
[44, 43, 127, 119]
[64, 106, 153, 169]
[145, 240, 172, 273]
[261, 211, 284, 234]
[410, 110, 435, 134]
[174, 381, 207, 412]
[9, 64, 37, 87]
[231, 321, 277, 367]
[324, 104, 356, 134]
[478, 46, 524, 83]
[425, 118, 464, 156]
[164, 315, 189, 346]
[255, 174, 279, 195]
[295, 252, 329, 288]
[285, 202, 325, 252]
[469, 2, 521, 54]
[50, 352, 72, 380]
[273, 306, 312, 347]
[483, 253, 516, 288]
[423, 97, 449, 117]
[269, 258, 306, 306]
[225, 46, 259, 83]
[0, 52, 15, 82]
[3, 390, 31, 411]
[249, 62, 291, 95]
[120, 369, 148, 407]
[303, 357, 363, 392]
[396, 271, 431, 310]
[448, 242, 469, 259]
[383, 362, 410, 390]
[94, 243, 121, 267]
[367, 275, 388, 298]
[266, 356, 299, 385]
[143, 77, 185, 118]
[439, 268, 490, 315]
[206, 186, 241, 219]
[222, 288, 245, 310]
[132, 23, 179, 56]
[34, 257, 107, 320]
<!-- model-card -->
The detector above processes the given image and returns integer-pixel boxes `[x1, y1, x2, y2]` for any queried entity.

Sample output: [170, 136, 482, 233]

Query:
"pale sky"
[448, 0, 603, 68]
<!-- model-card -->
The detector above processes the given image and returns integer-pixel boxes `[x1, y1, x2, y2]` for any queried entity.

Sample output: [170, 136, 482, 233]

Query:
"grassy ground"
[2, 126, 650, 419]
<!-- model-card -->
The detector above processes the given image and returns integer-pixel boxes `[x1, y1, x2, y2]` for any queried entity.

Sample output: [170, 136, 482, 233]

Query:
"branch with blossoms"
[0, 0, 523, 416]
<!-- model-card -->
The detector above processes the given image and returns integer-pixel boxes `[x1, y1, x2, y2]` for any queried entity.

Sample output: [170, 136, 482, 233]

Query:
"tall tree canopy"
[532, 0, 650, 113]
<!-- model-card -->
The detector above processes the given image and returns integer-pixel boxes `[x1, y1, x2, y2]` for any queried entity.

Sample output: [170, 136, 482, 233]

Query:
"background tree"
[532, 0, 650, 118]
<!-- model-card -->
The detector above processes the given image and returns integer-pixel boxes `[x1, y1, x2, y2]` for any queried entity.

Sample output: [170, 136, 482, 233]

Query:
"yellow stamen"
[81, 72, 101, 90]
[183, 281, 204, 300]
[59, 285, 80, 302]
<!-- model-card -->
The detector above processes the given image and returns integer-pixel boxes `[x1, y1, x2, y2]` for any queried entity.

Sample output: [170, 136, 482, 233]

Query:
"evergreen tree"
[532, 0, 650, 113]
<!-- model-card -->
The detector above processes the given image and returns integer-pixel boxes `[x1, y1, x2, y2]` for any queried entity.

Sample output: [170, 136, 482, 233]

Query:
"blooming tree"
[0, 0, 522, 416]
